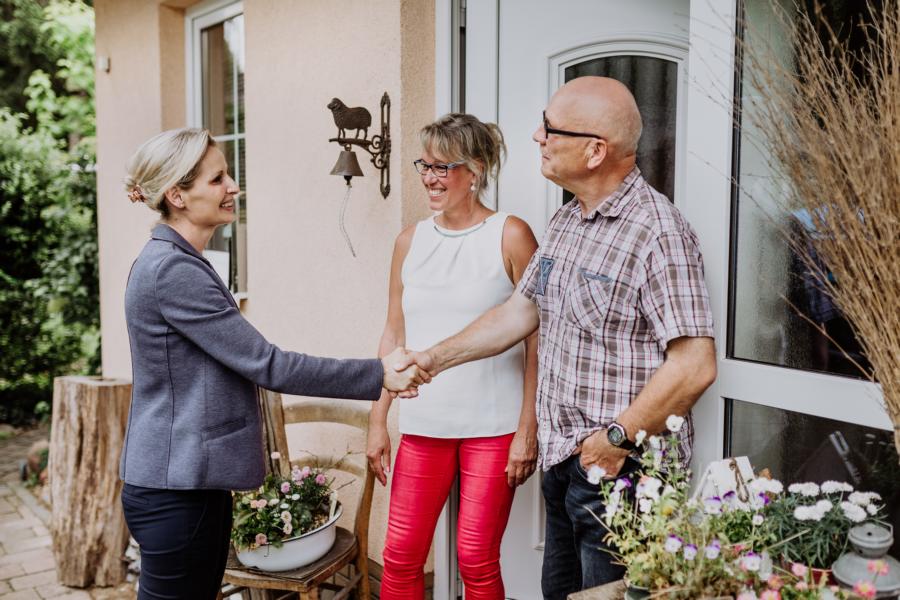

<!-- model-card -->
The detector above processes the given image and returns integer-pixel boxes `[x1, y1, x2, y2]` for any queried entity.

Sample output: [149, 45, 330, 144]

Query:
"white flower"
[280, 503, 289, 509]
[613, 478, 631, 493]
[752, 514, 764, 526]
[683, 544, 698, 561]
[648, 435, 662, 450]
[840, 501, 867, 523]
[280, 510, 292, 522]
[662, 485, 676, 497]
[586, 465, 607, 485]
[815, 499, 833, 513]
[664, 535, 683, 553]
[867, 503, 879, 515]
[636, 476, 662, 499]
[638, 498, 652, 513]
[705, 540, 721, 560]
[740, 552, 761, 572]
[749, 478, 784, 496]
[268, 499, 279, 507]
[849, 491, 881, 506]
[282, 522, 293, 535]
[665, 415, 685, 433]
[291, 493, 300, 501]
[704, 496, 723, 515]
[634, 430, 647, 446]
[788, 482, 820, 497]
[821, 480, 853, 494]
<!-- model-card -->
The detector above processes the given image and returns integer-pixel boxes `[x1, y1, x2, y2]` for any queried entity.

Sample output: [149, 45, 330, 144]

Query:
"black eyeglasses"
[413, 159, 464, 177]
[541, 111, 603, 140]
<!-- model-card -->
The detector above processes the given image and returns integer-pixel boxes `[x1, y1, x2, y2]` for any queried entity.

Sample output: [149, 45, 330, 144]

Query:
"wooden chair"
[221, 389, 376, 600]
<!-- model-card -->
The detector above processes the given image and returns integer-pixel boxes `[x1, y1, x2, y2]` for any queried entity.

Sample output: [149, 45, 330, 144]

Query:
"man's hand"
[366, 424, 392, 486]
[577, 429, 629, 479]
[392, 349, 437, 378]
[381, 347, 431, 397]
[505, 426, 537, 487]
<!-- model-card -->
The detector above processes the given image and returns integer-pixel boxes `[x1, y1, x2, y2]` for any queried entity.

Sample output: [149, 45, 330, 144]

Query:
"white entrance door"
[465, 2, 689, 598]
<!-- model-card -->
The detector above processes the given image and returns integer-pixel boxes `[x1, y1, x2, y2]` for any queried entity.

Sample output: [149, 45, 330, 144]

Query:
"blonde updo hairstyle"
[419, 113, 506, 198]
[124, 128, 216, 217]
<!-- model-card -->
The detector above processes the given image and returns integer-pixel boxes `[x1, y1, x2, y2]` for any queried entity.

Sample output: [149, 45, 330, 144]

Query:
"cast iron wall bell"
[327, 93, 391, 197]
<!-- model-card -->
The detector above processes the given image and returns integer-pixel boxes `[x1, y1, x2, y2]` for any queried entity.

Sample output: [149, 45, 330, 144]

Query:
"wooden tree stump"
[49, 376, 132, 587]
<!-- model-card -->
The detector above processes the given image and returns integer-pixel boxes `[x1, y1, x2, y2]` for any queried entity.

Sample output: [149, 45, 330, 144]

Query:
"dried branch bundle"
[741, 1, 900, 454]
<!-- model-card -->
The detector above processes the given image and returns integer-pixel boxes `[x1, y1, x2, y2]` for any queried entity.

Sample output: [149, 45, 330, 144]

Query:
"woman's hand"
[505, 425, 537, 487]
[381, 347, 431, 397]
[366, 424, 393, 486]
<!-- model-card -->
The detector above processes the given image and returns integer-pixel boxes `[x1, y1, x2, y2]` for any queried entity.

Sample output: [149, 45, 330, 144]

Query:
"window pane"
[727, 399, 899, 558]
[199, 12, 246, 294]
[563, 56, 678, 203]
[728, 0, 874, 378]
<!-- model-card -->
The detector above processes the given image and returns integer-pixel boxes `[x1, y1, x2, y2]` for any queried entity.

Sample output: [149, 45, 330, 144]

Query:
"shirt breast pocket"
[564, 269, 612, 330]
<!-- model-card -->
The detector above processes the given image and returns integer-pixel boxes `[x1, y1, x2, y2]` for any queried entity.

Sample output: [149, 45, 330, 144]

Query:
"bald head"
[550, 76, 642, 158]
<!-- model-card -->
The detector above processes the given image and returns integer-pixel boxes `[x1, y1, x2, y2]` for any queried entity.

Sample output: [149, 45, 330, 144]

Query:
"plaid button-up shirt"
[517, 168, 714, 470]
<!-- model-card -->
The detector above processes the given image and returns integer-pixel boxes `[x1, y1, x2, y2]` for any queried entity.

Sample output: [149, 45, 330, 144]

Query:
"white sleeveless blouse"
[399, 212, 524, 438]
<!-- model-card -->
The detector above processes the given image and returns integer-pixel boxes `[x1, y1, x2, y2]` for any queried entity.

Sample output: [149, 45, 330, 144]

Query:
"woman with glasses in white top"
[367, 113, 539, 599]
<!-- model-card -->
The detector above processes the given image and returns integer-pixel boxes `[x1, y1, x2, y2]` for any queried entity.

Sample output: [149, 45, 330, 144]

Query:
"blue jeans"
[121, 484, 232, 600]
[540, 455, 638, 600]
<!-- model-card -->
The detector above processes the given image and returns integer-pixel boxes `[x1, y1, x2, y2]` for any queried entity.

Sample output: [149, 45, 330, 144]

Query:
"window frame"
[185, 0, 247, 297]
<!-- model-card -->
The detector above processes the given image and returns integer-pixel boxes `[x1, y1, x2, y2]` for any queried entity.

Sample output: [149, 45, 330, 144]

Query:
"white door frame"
[432, 3, 891, 600]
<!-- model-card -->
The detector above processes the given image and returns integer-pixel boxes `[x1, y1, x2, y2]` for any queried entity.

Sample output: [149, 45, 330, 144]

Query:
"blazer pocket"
[201, 417, 246, 441]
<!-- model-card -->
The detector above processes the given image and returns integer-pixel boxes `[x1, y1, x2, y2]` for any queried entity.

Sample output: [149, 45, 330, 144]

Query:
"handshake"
[380, 347, 436, 398]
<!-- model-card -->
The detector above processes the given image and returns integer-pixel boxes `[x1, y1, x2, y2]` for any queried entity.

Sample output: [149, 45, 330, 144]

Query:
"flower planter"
[235, 505, 342, 572]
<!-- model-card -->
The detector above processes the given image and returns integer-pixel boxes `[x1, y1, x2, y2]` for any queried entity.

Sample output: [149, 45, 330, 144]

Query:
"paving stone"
[53, 592, 93, 600]
[0, 485, 14, 497]
[10, 568, 58, 591]
[0, 547, 55, 568]
[33, 524, 49, 536]
[36, 582, 93, 598]
[0, 496, 16, 514]
[0, 562, 26, 579]
[6, 534, 53, 553]
[23, 554, 57, 574]
[2, 589, 42, 599]
[0, 579, 10, 593]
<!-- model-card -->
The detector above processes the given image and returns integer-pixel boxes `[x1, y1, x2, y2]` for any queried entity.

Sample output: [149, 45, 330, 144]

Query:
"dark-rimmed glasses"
[413, 159, 464, 177]
[541, 111, 603, 140]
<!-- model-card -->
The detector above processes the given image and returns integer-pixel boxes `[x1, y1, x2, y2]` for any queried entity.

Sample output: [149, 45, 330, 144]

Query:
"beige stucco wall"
[95, 0, 433, 569]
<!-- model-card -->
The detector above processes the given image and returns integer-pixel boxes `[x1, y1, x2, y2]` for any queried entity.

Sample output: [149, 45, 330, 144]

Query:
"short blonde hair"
[124, 128, 215, 216]
[419, 113, 506, 197]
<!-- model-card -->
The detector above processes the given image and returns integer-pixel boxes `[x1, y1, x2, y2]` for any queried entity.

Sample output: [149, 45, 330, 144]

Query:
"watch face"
[608, 425, 625, 446]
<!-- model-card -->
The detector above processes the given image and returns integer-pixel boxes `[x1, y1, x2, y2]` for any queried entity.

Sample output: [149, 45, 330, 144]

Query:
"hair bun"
[127, 184, 148, 204]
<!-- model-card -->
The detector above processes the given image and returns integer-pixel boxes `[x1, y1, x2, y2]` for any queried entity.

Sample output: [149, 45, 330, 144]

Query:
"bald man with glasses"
[396, 76, 716, 598]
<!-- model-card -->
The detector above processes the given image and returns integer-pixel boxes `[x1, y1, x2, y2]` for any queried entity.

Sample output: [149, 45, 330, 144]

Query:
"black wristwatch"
[606, 421, 637, 451]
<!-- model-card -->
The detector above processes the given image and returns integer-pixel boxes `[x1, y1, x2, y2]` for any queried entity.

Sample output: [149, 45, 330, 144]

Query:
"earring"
[470, 182, 477, 192]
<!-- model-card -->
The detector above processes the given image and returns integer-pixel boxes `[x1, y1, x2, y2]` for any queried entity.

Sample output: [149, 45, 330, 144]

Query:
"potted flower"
[231, 457, 341, 572]
[596, 417, 773, 599]
[763, 481, 886, 576]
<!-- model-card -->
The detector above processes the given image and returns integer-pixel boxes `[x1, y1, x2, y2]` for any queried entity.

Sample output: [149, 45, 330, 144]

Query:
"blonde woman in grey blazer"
[120, 128, 427, 600]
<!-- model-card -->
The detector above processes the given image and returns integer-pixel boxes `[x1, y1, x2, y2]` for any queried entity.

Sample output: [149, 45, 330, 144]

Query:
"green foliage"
[0, 0, 98, 424]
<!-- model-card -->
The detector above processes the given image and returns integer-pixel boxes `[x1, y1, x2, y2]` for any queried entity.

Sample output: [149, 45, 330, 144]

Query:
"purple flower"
[316, 473, 327, 485]
[740, 552, 762, 572]
[255, 533, 268, 546]
[280, 481, 291, 494]
[683, 544, 698, 561]
[705, 540, 721, 560]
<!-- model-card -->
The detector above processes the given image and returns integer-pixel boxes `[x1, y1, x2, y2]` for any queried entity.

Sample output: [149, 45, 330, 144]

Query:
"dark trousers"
[540, 456, 637, 600]
[121, 483, 232, 600]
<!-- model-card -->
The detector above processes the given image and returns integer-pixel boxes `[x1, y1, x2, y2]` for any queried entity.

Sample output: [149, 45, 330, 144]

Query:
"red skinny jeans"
[380, 433, 516, 600]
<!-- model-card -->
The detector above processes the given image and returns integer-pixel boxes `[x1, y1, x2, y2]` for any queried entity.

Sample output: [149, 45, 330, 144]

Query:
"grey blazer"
[120, 224, 383, 491]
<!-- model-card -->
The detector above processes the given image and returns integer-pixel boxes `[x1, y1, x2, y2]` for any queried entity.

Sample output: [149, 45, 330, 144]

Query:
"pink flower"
[301, 466, 311, 477]
[795, 582, 808, 591]
[255, 533, 268, 546]
[868, 559, 889, 576]
[790, 563, 808, 578]
[854, 581, 876, 599]
[280, 481, 291, 494]
[316, 473, 327, 485]
[736, 592, 757, 600]
[249, 499, 258, 509]
[282, 522, 293, 535]
[766, 575, 783, 590]
[760, 590, 780, 600]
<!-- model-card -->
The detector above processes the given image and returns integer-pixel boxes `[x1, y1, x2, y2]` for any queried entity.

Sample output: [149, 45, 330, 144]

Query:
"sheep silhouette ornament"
[327, 98, 372, 139]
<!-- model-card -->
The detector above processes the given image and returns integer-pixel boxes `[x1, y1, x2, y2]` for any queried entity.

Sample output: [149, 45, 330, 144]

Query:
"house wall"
[95, 0, 434, 569]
